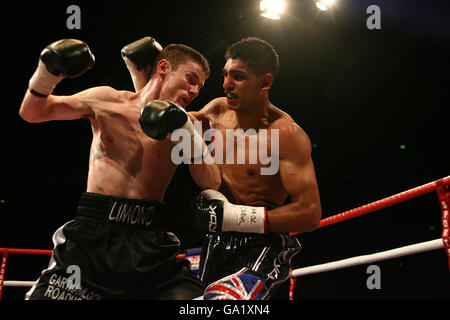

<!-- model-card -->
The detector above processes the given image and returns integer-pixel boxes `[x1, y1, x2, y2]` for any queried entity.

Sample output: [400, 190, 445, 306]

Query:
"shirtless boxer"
[189, 37, 322, 299]
[19, 38, 220, 300]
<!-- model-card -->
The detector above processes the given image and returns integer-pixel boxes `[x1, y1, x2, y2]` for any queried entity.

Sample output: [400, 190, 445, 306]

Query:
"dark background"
[1, 0, 449, 300]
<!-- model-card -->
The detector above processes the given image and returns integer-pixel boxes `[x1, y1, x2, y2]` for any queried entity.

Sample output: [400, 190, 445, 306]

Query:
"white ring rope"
[291, 238, 443, 278]
[3, 281, 36, 287]
[3, 239, 443, 291]
[190, 238, 444, 300]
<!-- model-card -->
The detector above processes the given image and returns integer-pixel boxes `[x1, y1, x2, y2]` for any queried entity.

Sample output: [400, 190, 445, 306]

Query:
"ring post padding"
[436, 178, 450, 270]
[0, 251, 8, 300]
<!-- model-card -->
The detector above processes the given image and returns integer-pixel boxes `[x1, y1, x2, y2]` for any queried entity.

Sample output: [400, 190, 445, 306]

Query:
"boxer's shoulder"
[85, 86, 136, 102]
[268, 107, 311, 157]
[193, 97, 226, 123]
[206, 97, 227, 113]
[73, 86, 140, 121]
[268, 107, 304, 137]
[77, 86, 141, 110]
[73, 86, 118, 102]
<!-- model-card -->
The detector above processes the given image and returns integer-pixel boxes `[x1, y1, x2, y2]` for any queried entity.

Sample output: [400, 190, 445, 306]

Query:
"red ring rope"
[288, 176, 449, 299]
[0, 248, 53, 255]
[313, 176, 448, 230]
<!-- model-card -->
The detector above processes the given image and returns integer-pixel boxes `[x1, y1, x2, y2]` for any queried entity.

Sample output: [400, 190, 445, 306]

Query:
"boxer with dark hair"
[20, 38, 220, 300]
[189, 37, 322, 299]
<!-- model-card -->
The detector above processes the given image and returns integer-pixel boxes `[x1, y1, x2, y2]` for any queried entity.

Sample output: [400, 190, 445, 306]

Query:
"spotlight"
[260, 0, 285, 20]
[316, 0, 336, 11]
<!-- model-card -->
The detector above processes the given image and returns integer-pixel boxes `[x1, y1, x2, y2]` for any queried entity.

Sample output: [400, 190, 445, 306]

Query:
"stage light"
[316, 0, 336, 11]
[260, 0, 285, 20]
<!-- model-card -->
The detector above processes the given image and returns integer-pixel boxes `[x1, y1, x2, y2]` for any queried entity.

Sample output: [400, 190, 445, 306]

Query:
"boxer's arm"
[121, 36, 162, 92]
[19, 39, 96, 123]
[267, 121, 322, 233]
[20, 88, 97, 123]
[186, 113, 221, 190]
[188, 97, 222, 133]
[139, 100, 220, 190]
[186, 100, 222, 190]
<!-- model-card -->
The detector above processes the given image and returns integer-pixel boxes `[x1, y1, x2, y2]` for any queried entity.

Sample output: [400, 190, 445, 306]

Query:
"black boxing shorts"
[26, 192, 204, 300]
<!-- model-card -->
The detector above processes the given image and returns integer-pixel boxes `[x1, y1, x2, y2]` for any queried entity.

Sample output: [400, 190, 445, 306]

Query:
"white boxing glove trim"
[29, 60, 65, 96]
[222, 202, 266, 234]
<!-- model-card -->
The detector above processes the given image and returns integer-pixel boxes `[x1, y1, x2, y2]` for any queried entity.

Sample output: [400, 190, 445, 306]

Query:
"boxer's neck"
[232, 97, 270, 130]
[139, 76, 162, 108]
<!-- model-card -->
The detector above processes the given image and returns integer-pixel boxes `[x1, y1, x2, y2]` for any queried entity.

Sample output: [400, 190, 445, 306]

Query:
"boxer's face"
[159, 60, 206, 108]
[222, 58, 265, 111]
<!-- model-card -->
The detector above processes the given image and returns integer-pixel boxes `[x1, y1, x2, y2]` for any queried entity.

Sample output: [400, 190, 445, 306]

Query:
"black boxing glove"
[203, 234, 301, 300]
[29, 39, 95, 97]
[121, 36, 162, 91]
[191, 189, 267, 234]
[139, 100, 208, 160]
[139, 100, 188, 140]
[249, 234, 301, 291]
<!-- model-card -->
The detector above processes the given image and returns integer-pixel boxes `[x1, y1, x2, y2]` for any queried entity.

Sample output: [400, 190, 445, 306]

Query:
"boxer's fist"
[41, 39, 95, 78]
[121, 37, 162, 91]
[29, 39, 95, 96]
[203, 234, 302, 300]
[139, 100, 187, 140]
[191, 189, 267, 234]
[121, 36, 162, 71]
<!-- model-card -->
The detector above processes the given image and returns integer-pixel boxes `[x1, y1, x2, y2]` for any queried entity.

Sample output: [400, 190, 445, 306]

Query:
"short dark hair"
[225, 37, 279, 79]
[152, 44, 210, 78]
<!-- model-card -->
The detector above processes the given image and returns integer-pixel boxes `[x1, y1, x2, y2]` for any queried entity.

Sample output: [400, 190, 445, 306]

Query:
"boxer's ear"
[260, 73, 273, 91]
[156, 59, 171, 76]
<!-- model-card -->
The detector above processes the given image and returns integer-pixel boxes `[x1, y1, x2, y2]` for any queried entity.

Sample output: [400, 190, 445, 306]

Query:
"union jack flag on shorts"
[203, 268, 265, 300]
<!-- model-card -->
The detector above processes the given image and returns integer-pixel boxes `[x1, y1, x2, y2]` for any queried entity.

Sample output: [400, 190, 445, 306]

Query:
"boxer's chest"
[210, 122, 280, 177]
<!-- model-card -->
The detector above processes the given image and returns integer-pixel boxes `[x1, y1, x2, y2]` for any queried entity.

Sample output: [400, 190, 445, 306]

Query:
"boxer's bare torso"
[86, 87, 178, 201]
[20, 60, 219, 202]
[193, 97, 303, 207]
[22, 86, 177, 201]
[190, 56, 320, 233]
